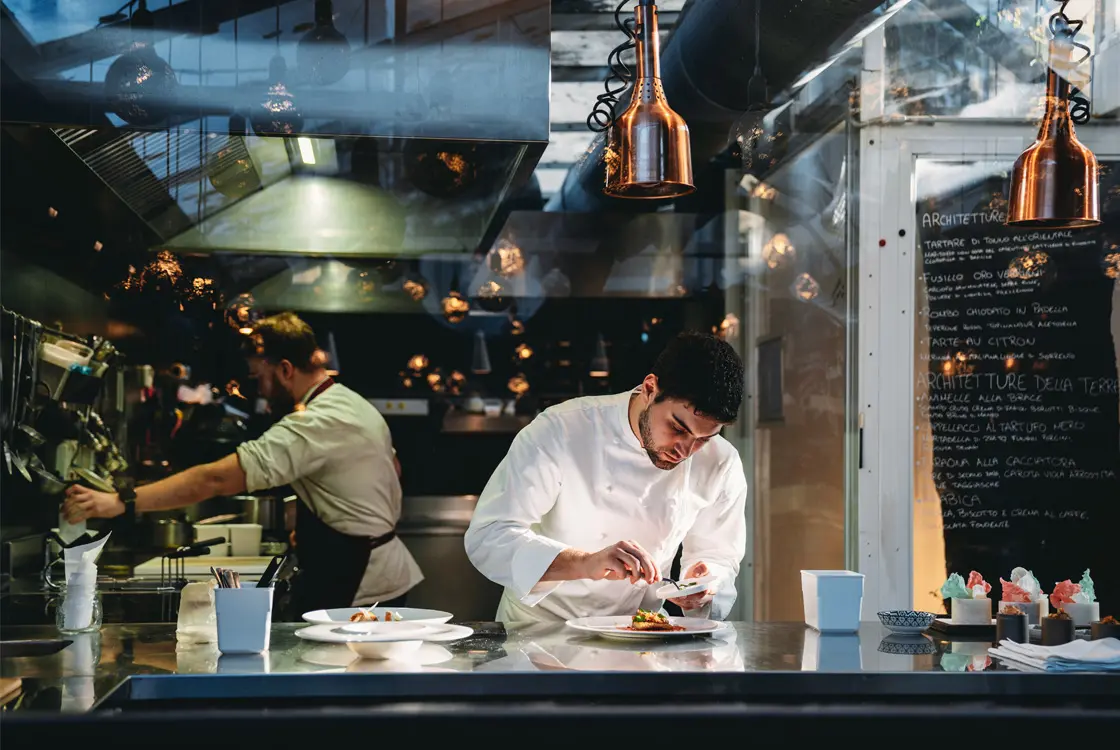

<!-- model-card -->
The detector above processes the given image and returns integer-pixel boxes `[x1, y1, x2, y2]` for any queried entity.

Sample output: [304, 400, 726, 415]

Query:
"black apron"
[286, 378, 398, 615]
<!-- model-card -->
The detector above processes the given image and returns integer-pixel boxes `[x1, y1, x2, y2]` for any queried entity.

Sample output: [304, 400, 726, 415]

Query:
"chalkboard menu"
[914, 160, 1119, 611]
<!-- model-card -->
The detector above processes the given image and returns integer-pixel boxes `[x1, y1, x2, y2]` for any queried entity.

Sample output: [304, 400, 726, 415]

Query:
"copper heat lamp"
[601, 0, 693, 199]
[1007, 12, 1099, 229]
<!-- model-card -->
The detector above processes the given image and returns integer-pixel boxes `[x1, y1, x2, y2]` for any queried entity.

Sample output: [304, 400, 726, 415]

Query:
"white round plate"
[653, 575, 718, 599]
[301, 607, 453, 625]
[301, 643, 455, 670]
[295, 623, 474, 644]
[565, 616, 725, 641]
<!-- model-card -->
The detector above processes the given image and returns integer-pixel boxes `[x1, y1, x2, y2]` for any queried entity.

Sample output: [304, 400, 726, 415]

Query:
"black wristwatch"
[118, 485, 137, 523]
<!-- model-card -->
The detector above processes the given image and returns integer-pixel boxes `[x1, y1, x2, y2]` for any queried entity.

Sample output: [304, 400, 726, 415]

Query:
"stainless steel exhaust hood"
[1, 1, 550, 257]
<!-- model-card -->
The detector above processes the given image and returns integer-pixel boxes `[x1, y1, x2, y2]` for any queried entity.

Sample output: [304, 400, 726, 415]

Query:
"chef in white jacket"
[465, 331, 747, 625]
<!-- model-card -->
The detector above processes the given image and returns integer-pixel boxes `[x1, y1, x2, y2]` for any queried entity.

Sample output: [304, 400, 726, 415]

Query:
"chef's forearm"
[134, 455, 247, 513]
[538, 548, 589, 582]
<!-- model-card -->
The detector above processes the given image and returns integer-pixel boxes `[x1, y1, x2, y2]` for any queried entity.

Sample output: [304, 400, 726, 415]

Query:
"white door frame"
[857, 120, 1120, 614]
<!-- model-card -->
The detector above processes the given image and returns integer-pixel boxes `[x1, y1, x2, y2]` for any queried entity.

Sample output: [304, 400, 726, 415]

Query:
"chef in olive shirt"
[64, 312, 422, 614]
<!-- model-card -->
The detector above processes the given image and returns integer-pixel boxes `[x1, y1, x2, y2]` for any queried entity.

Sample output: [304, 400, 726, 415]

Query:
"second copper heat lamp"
[1007, 9, 1100, 229]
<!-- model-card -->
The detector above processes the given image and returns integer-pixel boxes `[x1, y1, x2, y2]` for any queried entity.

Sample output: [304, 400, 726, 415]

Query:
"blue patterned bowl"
[878, 633, 936, 655]
[877, 610, 936, 634]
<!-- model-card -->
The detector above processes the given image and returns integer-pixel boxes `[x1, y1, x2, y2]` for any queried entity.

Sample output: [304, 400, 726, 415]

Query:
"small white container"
[950, 597, 991, 625]
[227, 523, 263, 557]
[195, 524, 230, 557]
[1059, 602, 1099, 627]
[215, 586, 273, 654]
[801, 570, 864, 633]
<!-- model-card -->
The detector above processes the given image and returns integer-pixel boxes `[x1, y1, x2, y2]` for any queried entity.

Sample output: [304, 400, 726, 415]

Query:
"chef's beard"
[638, 404, 681, 471]
[267, 373, 297, 415]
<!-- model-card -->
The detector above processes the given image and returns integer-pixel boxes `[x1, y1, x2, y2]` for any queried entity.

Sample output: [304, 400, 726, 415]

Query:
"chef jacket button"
[606, 485, 613, 492]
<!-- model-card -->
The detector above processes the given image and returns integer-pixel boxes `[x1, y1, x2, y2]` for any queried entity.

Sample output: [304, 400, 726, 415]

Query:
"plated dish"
[566, 611, 725, 641]
[301, 607, 453, 625]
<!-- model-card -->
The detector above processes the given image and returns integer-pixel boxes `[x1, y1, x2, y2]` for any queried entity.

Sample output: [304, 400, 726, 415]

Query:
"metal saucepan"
[145, 518, 192, 550]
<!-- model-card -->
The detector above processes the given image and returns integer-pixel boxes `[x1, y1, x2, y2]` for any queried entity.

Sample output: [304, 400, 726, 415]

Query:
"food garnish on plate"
[349, 609, 404, 622]
[623, 609, 685, 632]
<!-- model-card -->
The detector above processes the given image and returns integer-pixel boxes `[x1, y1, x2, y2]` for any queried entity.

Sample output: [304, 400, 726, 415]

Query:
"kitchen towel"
[988, 637, 1120, 672]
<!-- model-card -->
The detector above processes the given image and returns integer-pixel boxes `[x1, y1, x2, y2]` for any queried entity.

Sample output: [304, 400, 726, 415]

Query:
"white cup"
[227, 523, 263, 557]
[215, 587, 273, 654]
[195, 524, 230, 557]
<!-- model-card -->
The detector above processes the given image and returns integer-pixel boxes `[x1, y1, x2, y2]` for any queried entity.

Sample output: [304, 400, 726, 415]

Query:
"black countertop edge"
[103, 670, 1120, 705]
[4, 703, 1119, 743]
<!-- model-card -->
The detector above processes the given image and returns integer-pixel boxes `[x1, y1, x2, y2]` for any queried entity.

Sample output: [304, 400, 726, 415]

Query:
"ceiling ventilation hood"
[1, 0, 550, 257]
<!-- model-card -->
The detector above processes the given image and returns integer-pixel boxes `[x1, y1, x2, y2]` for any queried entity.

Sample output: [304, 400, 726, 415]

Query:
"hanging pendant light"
[208, 113, 261, 198]
[728, 0, 780, 177]
[104, 0, 178, 126]
[589, 333, 610, 378]
[297, 0, 351, 86]
[471, 331, 492, 375]
[1007, 12, 1099, 228]
[253, 4, 303, 137]
[252, 54, 303, 137]
[591, 1, 693, 199]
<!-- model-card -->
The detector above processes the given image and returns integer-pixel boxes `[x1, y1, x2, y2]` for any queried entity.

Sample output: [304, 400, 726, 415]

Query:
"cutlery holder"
[215, 586, 273, 654]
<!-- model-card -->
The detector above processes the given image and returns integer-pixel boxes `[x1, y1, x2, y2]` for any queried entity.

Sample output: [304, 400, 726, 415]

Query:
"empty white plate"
[296, 622, 473, 661]
[295, 622, 473, 644]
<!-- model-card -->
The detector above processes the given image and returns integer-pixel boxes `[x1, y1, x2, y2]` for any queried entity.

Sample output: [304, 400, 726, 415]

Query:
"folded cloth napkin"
[988, 637, 1120, 672]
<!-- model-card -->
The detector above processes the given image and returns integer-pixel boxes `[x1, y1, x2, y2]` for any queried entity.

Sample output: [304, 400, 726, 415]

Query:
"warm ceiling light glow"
[48, 207, 58, 218]
[239, 327, 254, 335]
[763, 233, 795, 269]
[298, 137, 316, 164]
[441, 291, 470, 324]
[93, 241, 103, 252]
[403, 279, 427, 301]
[792, 273, 820, 301]
[508, 375, 530, 396]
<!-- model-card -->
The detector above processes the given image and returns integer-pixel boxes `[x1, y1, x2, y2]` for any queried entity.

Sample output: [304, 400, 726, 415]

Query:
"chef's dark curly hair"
[243, 312, 320, 372]
[652, 331, 744, 423]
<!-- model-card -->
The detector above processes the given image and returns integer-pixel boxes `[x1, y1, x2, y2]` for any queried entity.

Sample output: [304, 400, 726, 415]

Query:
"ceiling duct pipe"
[545, 0, 885, 214]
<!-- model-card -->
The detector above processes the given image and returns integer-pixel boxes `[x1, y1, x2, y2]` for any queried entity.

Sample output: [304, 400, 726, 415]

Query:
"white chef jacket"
[465, 389, 747, 625]
[236, 379, 423, 605]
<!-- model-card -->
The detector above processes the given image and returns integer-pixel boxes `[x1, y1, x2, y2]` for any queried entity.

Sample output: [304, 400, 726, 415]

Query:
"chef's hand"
[668, 561, 717, 610]
[581, 540, 659, 585]
[63, 485, 124, 523]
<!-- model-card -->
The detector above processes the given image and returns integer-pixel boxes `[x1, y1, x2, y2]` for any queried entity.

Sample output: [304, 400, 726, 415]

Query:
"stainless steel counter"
[2, 621, 1115, 714]
[3, 621, 1116, 741]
